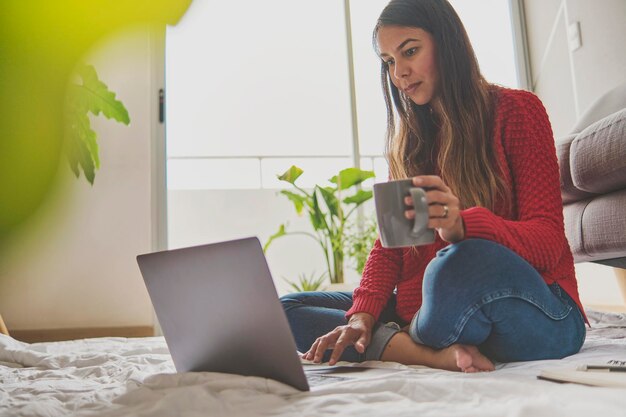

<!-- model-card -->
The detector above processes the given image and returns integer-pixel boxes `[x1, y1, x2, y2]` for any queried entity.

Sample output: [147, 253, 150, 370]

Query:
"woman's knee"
[279, 292, 307, 313]
[279, 291, 353, 314]
[423, 239, 536, 298]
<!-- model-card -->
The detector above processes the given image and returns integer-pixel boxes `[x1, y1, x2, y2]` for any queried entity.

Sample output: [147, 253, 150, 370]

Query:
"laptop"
[136, 236, 397, 391]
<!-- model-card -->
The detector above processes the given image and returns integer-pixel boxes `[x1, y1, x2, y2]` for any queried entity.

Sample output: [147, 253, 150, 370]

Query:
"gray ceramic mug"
[373, 179, 435, 248]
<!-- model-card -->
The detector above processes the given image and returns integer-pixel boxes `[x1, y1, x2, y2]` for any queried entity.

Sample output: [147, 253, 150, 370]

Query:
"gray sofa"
[556, 83, 626, 268]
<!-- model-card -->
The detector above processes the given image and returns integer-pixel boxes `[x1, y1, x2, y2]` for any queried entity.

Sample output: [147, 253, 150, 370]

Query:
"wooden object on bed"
[616, 268, 626, 310]
[538, 367, 626, 388]
[0, 314, 8, 336]
[10, 325, 154, 343]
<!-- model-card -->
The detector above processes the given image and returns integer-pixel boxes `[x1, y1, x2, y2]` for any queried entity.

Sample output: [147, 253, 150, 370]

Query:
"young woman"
[280, 0, 587, 372]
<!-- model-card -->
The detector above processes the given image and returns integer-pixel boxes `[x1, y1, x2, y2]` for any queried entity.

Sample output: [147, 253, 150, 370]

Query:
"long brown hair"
[375, 0, 510, 213]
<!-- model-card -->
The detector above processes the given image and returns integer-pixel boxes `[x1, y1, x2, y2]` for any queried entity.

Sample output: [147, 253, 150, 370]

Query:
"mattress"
[1, 310, 625, 417]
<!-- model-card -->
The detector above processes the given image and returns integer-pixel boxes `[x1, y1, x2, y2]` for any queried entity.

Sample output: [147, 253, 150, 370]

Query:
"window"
[165, 0, 522, 290]
[166, 0, 353, 190]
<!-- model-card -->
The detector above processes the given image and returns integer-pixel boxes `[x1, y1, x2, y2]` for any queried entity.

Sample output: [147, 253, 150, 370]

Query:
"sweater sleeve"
[460, 90, 567, 272]
[345, 238, 403, 320]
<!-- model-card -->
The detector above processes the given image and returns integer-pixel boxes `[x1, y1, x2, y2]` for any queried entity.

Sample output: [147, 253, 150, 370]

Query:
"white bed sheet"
[1, 310, 625, 417]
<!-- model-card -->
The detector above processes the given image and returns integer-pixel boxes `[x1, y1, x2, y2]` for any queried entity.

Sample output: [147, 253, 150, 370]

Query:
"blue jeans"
[280, 239, 586, 363]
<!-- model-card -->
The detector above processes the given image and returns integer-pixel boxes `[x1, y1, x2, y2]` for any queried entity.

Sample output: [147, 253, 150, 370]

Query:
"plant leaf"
[76, 134, 96, 184]
[343, 189, 373, 205]
[277, 165, 304, 185]
[76, 112, 99, 169]
[317, 186, 339, 218]
[279, 190, 307, 215]
[64, 63, 130, 184]
[282, 271, 328, 292]
[263, 224, 287, 252]
[309, 191, 324, 230]
[329, 168, 375, 190]
[75, 65, 130, 124]
[67, 130, 81, 178]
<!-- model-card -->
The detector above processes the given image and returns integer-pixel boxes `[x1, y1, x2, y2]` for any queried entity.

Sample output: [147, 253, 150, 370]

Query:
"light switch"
[568, 21, 582, 52]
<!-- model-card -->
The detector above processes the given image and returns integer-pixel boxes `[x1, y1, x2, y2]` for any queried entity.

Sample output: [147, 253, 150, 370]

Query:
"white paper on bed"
[1, 310, 625, 417]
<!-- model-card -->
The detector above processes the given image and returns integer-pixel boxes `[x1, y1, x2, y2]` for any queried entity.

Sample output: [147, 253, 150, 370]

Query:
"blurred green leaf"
[280, 190, 307, 215]
[0, 0, 192, 250]
[282, 271, 328, 292]
[309, 192, 324, 230]
[74, 64, 131, 124]
[343, 189, 373, 205]
[77, 112, 99, 169]
[329, 168, 375, 190]
[277, 165, 304, 185]
[65, 63, 130, 184]
[263, 224, 287, 252]
[77, 135, 96, 184]
[345, 215, 379, 274]
[317, 186, 339, 218]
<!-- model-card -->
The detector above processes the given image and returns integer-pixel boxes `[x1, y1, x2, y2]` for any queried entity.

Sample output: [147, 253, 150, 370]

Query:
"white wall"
[524, 0, 626, 135]
[0, 26, 158, 330]
[523, 0, 626, 307]
[168, 189, 369, 296]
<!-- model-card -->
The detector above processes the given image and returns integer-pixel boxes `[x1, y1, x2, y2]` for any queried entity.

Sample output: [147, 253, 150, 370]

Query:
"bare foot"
[437, 344, 495, 373]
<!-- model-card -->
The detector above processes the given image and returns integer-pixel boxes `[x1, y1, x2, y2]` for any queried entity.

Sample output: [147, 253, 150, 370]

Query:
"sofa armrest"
[570, 108, 626, 195]
[557, 134, 597, 204]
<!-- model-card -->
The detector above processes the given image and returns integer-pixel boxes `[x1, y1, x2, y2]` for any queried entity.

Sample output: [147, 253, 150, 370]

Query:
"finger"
[328, 336, 350, 366]
[428, 206, 461, 229]
[412, 175, 450, 191]
[303, 339, 320, 360]
[355, 331, 371, 353]
[428, 203, 455, 219]
[313, 338, 328, 363]
[408, 203, 455, 221]
[314, 334, 338, 363]
[308, 335, 329, 360]
[424, 190, 453, 205]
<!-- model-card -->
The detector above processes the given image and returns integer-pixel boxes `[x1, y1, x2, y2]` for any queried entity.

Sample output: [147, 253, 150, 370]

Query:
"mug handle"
[409, 187, 429, 236]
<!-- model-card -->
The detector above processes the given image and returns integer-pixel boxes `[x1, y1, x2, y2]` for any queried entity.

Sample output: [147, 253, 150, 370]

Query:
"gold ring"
[442, 205, 449, 218]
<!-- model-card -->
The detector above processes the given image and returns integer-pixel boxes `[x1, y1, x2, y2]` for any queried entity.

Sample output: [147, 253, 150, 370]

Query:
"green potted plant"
[264, 165, 375, 287]
[282, 271, 329, 293]
[345, 213, 379, 275]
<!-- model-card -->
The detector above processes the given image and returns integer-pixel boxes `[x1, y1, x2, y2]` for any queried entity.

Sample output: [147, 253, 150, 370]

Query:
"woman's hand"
[404, 175, 465, 243]
[301, 312, 375, 366]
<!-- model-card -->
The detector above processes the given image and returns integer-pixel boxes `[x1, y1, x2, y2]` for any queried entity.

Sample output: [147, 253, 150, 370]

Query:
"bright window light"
[166, 1, 520, 189]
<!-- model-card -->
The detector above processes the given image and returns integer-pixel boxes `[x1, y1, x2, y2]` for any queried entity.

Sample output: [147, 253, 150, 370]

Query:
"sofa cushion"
[556, 134, 598, 204]
[564, 188, 626, 262]
[570, 108, 626, 194]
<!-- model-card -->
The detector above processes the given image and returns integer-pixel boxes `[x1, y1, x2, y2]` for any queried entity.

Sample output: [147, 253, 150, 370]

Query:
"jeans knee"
[423, 239, 532, 298]
[423, 239, 483, 297]
[410, 315, 446, 348]
[279, 293, 304, 313]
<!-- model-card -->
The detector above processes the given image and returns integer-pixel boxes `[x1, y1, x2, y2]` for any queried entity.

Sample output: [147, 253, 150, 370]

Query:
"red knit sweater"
[347, 87, 586, 324]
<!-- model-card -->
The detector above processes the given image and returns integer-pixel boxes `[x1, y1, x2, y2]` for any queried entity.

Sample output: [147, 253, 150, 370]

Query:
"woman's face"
[377, 25, 439, 105]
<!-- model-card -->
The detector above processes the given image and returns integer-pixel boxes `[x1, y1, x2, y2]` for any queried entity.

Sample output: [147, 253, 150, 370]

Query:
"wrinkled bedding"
[1, 310, 625, 417]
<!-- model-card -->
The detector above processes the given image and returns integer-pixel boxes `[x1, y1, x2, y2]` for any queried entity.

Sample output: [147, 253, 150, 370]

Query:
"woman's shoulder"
[490, 85, 548, 120]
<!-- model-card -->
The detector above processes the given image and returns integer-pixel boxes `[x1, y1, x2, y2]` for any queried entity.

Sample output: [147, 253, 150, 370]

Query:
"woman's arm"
[345, 238, 403, 320]
[461, 90, 568, 272]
